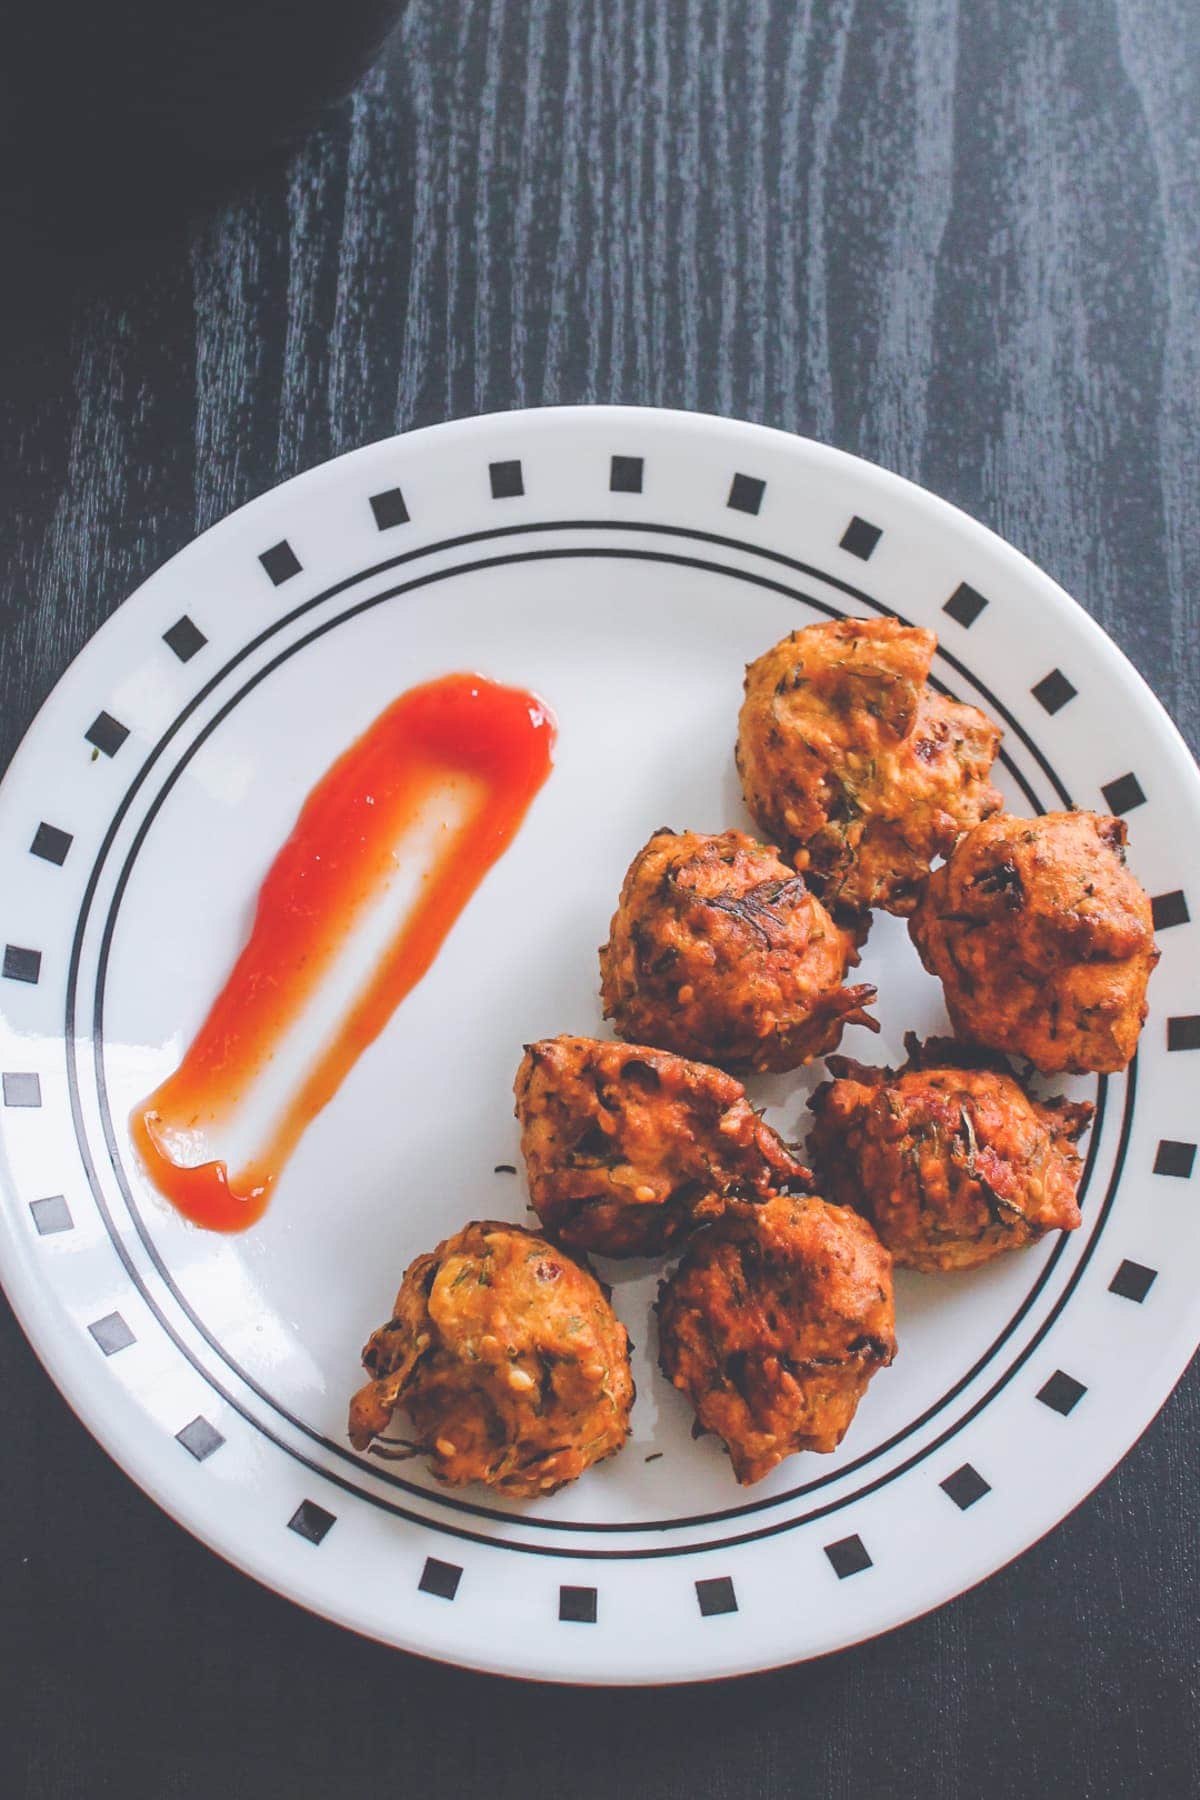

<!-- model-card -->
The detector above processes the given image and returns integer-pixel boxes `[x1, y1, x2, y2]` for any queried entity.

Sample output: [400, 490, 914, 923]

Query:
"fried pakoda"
[599, 828, 877, 1073]
[909, 811, 1158, 1074]
[656, 1194, 895, 1485]
[347, 1220, 633, 1496]
[808, 1036, 1092, 1273]
[515, 1034, 809, 1257]
[736, 618, 1002, 923]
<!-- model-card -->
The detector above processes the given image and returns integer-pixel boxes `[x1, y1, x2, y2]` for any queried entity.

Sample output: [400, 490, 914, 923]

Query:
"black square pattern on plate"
[1109, 1259, 1157, 1303]
[1151, 891, 1189, 932]
[943, 581, 988, 628]
[839, 516, 882, 560]
[3, 946, 41, 985]
[85, 711, 129, 757]
[287, 1500, 336, 1544]
[176, 1416, 225, 1461]
[727, 473, 765, 515]
[369, 487, 410, 530]
[610, 455, 644, 493]
[3, 1072, 41, 1107]
[1031, 669, 1077, 714]
[30, 823, 72, 865]
[29, 1194, 72, 1235]
[558, 1585, 597, 1623]
[940, 1463, 991, 1510]
[695, 1576, 738, 1617]
[1036, 1370, 1086, 1415]
[162, 616, 207, 662]
[418, 1557, 462, 1600]
[88, 1312, 135, 1356]
[259, 540, 302, 585]
[1101, 772, 1146, 816]
[1154, 1139, 1196, 1178]
[824, 1535, 872, 1579]
[489, 459, 524, 499]
[1168, 1016, 1200, 1052]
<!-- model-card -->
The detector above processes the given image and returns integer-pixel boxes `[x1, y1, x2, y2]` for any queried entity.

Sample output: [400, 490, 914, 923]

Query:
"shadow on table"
[0, 0, 404, 339]
[1, 157, 246, 338]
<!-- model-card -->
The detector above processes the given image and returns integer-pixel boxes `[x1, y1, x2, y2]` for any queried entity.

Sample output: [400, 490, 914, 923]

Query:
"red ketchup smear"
[131, 672, 555, 1231]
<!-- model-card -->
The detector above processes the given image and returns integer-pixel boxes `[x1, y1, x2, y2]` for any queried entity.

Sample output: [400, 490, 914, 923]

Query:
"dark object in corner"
[0, 0, 405, 236]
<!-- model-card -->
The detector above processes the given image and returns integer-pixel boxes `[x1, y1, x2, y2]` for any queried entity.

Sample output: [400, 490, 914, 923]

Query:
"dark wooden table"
[2, 3, 1197, 1795]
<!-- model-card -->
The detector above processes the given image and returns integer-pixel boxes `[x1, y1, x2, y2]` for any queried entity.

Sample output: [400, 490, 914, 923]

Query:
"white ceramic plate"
[1, 406, 1197, 1684]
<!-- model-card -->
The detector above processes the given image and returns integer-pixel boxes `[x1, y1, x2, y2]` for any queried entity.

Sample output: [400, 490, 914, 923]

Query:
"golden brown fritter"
[347, 1220, 633, 1497]
[656, 1194, 895, 1485]
[514, 1035, 810, 1257]
[599, 828, 877, 1073]
[808, 1036, 1092, 1273]
[736, 618, 1002, 922]
[909, 811, 1158, 1074]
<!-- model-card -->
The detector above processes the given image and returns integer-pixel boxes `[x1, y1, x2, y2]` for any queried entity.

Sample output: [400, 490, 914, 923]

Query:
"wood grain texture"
[0, 3, 1196, 1795]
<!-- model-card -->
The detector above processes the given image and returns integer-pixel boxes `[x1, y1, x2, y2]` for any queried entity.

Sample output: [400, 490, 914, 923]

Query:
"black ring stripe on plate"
[86, 798, 1098, 1549]
[75, 539, 1117, 1548]
[85, 547, 1093, 1517]
[56, 536, 1057, 1548]
[65, 1064, 1130, 1567]
[52, 516, 1076, 809]
[63, 532, 1129, 1555]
